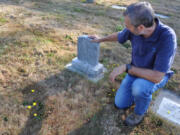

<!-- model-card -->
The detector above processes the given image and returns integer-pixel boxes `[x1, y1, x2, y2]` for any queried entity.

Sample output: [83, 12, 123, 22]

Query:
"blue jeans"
[115, 74, 169, 115]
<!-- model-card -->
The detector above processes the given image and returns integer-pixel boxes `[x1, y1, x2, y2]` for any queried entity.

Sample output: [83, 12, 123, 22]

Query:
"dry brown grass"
[0, 0, 179, 135]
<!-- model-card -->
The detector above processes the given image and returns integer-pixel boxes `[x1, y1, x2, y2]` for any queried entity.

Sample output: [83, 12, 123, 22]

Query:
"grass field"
[0, 0, 180, 134]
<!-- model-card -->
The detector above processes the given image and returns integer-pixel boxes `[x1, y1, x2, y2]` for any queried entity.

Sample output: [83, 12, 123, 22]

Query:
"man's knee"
[114, 97, 127, 109]
[114, 95, 133, 109]
[114, 102, 128, 110]
[114, 97, 123, 109]
[132, 78, 155, 97]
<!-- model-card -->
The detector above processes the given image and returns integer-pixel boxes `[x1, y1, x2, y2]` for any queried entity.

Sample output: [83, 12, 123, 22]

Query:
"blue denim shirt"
[118, 18, 177, 78]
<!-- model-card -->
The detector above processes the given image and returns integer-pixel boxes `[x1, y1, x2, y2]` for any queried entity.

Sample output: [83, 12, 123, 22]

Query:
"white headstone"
[157, 97, 180, 125]
[111, 5, 126, 10]
[154, 13, 169, 19]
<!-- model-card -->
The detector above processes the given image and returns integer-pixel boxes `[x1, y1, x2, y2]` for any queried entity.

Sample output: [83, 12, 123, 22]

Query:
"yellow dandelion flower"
[31, 89, 35, 93]
[33, 102, 37, 106]
[112, 89, 115, 92]
[27, 105, 32, 109]
[34, 113, 37, 117]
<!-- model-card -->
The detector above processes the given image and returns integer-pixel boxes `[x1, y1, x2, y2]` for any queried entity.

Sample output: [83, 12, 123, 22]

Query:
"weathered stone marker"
[151, 89, 180, 126]
[157, 97, 180, 125]
[66, 35, 106, 82]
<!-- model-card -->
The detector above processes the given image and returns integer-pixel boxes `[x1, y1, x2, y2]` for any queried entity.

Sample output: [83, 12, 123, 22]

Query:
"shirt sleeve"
[153, 31, 177, 73]
[117, 28, 131, 44]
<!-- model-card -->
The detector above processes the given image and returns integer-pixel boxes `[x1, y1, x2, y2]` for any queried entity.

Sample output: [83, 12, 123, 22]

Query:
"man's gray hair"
[123, 2, 155, 28]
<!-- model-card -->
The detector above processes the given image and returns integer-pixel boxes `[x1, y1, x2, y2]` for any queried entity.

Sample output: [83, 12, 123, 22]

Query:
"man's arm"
[90, 28, 131, 43]
[128, 66, 165, 83]
[89, 33, 118, 43]
[109, 64, 165, 84]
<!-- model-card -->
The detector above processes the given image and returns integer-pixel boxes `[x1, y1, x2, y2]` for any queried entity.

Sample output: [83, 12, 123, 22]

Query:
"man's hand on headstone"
[109, 64, 126, 83]
[88, 35, 101, 43]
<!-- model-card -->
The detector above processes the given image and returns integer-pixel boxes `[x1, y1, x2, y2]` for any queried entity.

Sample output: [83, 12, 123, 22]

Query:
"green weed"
[73, 8, 83, 13]
[65, 34, 73, 40]
[0, 17, 7, 24]
[115, 25, 123, 32]
[122, 42, 131, 49]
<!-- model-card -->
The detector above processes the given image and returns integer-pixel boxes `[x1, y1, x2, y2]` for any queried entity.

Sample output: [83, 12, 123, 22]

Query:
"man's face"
[124, 16, 145, 35]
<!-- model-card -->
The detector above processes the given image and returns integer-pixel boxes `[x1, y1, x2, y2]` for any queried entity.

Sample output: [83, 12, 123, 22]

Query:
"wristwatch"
[126, 64, 132, 73]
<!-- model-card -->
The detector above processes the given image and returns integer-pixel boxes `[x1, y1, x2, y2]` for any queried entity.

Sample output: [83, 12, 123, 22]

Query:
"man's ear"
[137, 24, 145, 31]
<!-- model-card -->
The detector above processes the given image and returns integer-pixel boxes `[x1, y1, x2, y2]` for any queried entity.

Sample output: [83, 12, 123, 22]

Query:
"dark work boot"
[125, 112, 144, 126]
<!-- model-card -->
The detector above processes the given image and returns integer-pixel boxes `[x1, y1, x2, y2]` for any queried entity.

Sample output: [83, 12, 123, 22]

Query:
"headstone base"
[66, 57, 106, 82]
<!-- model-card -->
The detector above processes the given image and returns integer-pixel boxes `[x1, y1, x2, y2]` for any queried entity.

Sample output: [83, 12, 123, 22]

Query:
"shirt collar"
[143, 18, 161, 42]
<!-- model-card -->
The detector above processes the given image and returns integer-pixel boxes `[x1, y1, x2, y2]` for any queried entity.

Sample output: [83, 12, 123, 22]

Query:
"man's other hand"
[109, 64, 126, 83]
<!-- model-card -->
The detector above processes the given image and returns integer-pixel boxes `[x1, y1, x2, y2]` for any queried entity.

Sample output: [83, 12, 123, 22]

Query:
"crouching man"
[90, 2, 177, 126]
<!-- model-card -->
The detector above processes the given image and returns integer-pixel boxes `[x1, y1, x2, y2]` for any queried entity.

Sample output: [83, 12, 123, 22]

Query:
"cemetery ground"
[0, 0, 180, 134]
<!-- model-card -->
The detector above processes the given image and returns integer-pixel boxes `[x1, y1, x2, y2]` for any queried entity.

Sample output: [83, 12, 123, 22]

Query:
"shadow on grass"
[68, 105, 135, 135]
[19, 69, 83, 135]
[18, 68, 134, 135]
